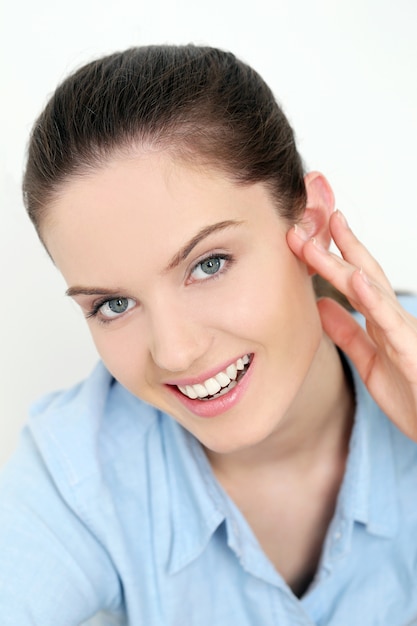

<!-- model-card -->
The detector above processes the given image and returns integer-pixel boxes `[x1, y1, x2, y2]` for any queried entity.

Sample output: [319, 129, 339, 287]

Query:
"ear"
[299, 172, 335, 250]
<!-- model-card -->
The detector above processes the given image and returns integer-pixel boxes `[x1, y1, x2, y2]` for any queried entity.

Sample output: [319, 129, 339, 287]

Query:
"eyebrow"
[164, 219, 243, 272]
[66, 286, 123, 298]
[66, 219, 243, 298]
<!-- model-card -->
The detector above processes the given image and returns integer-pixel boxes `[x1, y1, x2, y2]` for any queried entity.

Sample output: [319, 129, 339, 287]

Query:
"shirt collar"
[163, 417, 282, 585]
[162, 416, 226, 574]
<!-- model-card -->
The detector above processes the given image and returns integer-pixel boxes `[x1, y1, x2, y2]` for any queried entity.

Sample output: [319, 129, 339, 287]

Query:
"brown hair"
[23, 44, 348, 305]
[23, 45, 306, 232]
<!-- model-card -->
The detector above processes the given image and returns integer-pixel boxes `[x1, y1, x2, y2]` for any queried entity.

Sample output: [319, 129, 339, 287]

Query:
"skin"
[44, 153, 351, 457]
[43, 150, 417, 593]
[288, 210, 417, 443]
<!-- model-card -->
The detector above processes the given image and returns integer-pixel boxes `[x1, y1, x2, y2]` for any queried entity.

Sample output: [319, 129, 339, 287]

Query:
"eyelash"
[189, 252, 233, 283]
[85, 252, 234, 324]
[85, 297, 135, 324]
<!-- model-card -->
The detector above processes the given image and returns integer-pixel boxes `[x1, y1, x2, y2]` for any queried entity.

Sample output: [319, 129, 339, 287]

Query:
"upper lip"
[164, 353, 251, 387]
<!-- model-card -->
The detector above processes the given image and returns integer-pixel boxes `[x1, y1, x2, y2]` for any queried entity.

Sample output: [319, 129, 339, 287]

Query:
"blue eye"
[191, 256, 227, 280]
[98, 297, 135, 319]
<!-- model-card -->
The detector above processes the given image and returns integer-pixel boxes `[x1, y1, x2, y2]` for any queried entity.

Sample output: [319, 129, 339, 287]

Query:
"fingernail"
[336, 210, 349, 227]
[294, 223, 309, 241]
[311, 237, 327, 253]
[359, 266, 372, 286]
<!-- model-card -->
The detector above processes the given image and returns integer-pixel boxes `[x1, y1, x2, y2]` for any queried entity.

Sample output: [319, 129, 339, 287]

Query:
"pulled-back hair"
[23, 45, 306, 231]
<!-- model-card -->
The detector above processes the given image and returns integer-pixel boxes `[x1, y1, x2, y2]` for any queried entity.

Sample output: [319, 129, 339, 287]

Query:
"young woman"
[1, 45, 417, 625]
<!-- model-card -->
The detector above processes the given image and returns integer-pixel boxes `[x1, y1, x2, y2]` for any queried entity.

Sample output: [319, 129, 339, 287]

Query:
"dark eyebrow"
[66, 286, 123, 298]
[164, 219, 244, 272]
[66, 219, 244, 298]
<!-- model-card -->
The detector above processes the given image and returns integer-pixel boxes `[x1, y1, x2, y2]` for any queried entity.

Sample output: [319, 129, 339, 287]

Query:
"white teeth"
[204, 377, 221, 395]
[209, 380, 237, 401]
[177, 354, 251, 400]
[194, 383, 209, 398]
[185, 385, 198, 399]
[225, 363, 237, 380]
[215, 371, 231, 387]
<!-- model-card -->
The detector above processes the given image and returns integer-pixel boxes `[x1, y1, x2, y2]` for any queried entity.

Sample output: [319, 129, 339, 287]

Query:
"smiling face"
[44, 151, 328, 454]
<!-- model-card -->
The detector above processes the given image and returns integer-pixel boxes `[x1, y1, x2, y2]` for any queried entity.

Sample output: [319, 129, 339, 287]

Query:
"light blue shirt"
[1, 296, 417, 625]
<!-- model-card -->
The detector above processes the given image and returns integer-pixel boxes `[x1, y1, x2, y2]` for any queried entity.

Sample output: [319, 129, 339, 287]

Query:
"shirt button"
[334, 531, 342, 541]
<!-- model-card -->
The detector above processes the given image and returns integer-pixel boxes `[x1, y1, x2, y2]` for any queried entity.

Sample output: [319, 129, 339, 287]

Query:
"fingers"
[328, 211, 394, 294]
[287, 208, 417, 358]
[319, 296, 417, 444]
[296, 235, 366, 312]
[294, 210, 417, 443]
[317, 297, 376, 382]
[286, 223, 312, 267]
[350, 270, 417, 367]
[287, 209, 397, 312]
[319, 274, 417, 382]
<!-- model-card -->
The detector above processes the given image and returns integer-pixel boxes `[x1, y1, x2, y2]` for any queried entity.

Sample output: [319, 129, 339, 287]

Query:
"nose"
[147, 300, 211, 373]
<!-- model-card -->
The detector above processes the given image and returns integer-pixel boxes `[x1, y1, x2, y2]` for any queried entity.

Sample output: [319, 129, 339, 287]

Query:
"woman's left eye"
[191, 255, 227, 280]
[97, 297, 136, 319]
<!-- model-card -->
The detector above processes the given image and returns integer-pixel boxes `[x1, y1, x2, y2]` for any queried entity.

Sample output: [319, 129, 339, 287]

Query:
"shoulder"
[20, 361, 163, 492]
[0, 363, 140, 622]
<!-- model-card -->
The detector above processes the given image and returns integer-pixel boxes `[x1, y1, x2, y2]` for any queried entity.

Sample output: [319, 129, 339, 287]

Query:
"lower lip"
[167, 357, 254, 418]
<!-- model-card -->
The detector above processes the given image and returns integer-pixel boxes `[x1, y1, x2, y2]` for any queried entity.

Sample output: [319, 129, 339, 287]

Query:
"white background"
[1, 0, 417, 466]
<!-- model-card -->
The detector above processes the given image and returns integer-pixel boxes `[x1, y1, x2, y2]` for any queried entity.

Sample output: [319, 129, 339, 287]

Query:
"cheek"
[206, 253, 316, 338]
[88, 324, 148, 390]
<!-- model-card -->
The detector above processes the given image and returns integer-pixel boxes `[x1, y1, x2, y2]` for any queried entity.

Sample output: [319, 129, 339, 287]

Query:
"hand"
[287, 210, 417, 442]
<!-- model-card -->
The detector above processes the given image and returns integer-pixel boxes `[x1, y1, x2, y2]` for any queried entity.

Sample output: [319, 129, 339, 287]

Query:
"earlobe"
[299, 172, 335, 250]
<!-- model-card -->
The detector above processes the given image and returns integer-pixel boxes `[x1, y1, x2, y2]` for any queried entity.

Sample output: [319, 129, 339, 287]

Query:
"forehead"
[44, 152, 239, 239]
[43, 152, 281, 284]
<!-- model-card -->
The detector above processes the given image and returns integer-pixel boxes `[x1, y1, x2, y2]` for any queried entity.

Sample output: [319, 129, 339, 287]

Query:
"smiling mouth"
[176, 354, 252, 401]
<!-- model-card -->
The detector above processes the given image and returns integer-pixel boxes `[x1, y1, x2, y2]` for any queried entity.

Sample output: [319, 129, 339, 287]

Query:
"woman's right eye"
[95, 297, 136, 320]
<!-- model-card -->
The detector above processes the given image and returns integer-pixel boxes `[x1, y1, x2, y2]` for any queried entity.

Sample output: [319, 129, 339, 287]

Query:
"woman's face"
[45, 152, 325, 454]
